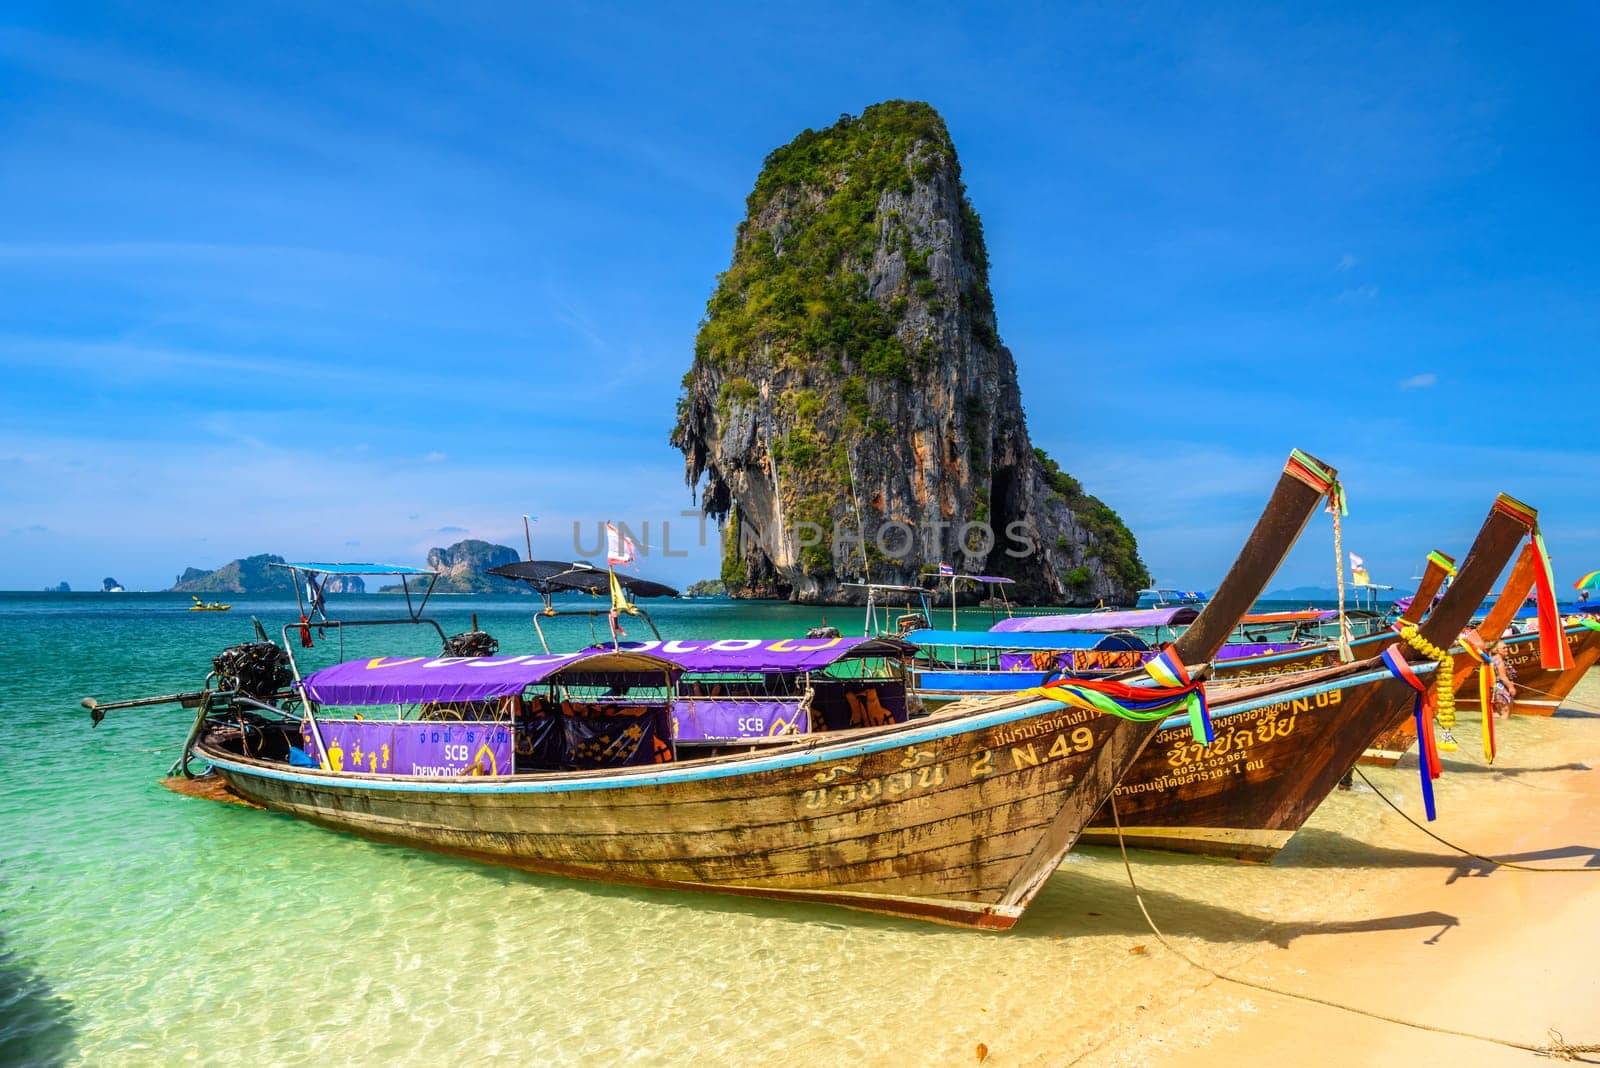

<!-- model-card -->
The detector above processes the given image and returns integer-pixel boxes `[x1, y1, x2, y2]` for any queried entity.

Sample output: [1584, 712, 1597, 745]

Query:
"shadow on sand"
[0, 933, 75, 1068]
[1023, 854, 1463, 947]
[1278, 827, 1600, 882]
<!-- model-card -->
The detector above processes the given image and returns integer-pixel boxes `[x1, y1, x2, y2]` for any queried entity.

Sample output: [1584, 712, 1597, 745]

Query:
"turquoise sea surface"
[2, 591, 1409, 1065]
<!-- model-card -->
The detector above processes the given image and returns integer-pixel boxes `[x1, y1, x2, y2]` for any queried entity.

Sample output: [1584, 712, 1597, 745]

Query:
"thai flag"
[938, 562, 954, 577]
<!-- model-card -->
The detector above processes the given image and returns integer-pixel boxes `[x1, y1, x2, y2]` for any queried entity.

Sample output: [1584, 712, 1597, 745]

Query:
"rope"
[1510, 681, 1600, 716]
[1353, 767, 1600, 873]
[1331, 487, 1352, 662]
[1104, 796, 1600, 1060]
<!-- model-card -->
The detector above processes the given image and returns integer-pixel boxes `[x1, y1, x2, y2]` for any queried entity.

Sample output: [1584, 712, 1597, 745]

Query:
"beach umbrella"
[1576, 570, 1600, 591]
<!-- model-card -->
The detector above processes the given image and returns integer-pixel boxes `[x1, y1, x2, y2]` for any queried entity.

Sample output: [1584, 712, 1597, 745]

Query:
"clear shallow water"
[4, 592, 1562, 1065]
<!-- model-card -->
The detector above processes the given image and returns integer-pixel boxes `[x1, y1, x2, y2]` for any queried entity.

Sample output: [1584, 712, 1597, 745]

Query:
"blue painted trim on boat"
[915, 670, 1052, 690]
[1152, 662, 1430, 731]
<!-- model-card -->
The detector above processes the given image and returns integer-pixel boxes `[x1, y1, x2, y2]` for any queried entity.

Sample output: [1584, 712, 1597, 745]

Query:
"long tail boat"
[95, 451, 1341, 929]
[1195, 552, 1456, 684]
[1459, 560, 1600, 714]
[1362, 544, 1533, 765]
[1362, 543, 1600, 764]
[1073, 494, 1535, 861]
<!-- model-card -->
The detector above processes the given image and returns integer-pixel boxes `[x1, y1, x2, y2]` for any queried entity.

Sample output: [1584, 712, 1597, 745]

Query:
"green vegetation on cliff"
[691, 100, 984, 431]
[173, 554, 296, 594]
[684, 579, 726, 597]
[1034, 448, 1150, 591]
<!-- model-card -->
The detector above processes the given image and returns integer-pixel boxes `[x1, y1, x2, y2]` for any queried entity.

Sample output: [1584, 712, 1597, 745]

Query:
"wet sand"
[1067, 670, 1600, 1067]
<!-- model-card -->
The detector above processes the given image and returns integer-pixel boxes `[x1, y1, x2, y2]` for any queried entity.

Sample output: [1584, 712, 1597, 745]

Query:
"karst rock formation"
[672, 101, 1147, 605]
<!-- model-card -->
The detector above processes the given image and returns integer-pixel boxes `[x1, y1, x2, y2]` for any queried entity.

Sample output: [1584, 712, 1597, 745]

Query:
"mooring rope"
[1105, 796, 1600, 1060]
[1507, 681, 1600, 716]
[1351, 767, 1600, 874]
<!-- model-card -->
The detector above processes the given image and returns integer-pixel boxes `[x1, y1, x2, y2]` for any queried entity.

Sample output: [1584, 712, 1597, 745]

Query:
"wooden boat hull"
[1077, 664, 1408, 860]
[1466, 625, 1600, 717]
[1361, 625, 1600, 766]
[197, 696, 1162, 929]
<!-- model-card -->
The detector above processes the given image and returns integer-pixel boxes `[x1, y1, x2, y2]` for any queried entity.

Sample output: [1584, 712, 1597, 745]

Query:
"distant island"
[45, 581, 70, 593]
[102, 577, 125, 593]
[684, 579, 726, 598]
[172, 553, 364, 594]
[380, 540, 529, 594]
[168, 540, 561, 596]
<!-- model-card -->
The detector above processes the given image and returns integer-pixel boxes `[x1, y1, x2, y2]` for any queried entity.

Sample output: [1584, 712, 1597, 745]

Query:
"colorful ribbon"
[1530, 531, 1574, 671]
[1381, 645, 1439, 821]
[1285, 449, 1337, 497]
[1425, 550, 1458, 577]
[1578, 617, 1600, 634]
[1034, 648, 1212, 743]
[1458, 630, 1496, 763]
[1144, 647, 1214, 743]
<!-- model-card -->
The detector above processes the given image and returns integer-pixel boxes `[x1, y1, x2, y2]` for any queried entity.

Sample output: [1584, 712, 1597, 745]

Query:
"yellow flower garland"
[1398, 622, 1454, 730]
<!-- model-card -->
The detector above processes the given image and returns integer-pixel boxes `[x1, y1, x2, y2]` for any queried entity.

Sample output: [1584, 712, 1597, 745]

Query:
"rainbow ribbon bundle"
[1033, 646, 1213, 743]
[1495, 496, 1573, 671]
[1458, 630, 1496, 763]
[1531, 530, 1573, 670]
[1380, 646, 1442, 821]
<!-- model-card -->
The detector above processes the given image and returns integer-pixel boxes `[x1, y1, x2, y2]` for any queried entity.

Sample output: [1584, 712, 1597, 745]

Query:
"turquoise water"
[0, 591, 1409, 1065]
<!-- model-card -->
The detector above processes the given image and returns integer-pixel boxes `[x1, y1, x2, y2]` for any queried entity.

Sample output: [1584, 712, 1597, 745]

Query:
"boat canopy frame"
[271, 561, 441, 624]
[486, 560, 677, 652]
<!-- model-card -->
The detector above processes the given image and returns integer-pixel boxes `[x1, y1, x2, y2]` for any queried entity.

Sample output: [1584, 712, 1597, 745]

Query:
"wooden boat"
[1363, 544, 1534, 765]
[1362, 547, 1600, 765]
[189, 596, 232, 612]
[129, 450, 1342, 928]
[1198, 554, 1455, 684]
[1360, 622, 1600, 765]
[1074, 494, 1535, 860]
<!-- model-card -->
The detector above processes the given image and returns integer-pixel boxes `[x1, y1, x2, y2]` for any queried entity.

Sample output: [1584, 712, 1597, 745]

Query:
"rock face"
[172, 554, 366, 594]
[175, 554, 293, 593]
[671, 101, 1147, 605]
[415, 540, 525, 594]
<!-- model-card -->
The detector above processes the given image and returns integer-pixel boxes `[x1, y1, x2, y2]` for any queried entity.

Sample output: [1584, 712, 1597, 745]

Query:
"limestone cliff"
[173, 554, 295, 594]
[412, 540, 526, 594]
[173, 555, 365, 593]
[671, 101, 1147, 605]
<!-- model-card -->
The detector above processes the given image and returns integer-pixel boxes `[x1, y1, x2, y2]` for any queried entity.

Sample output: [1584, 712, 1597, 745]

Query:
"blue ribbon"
[1380, 646, 1436, 821]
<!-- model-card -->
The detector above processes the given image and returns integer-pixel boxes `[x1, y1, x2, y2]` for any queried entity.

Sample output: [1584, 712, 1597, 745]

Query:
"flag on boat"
[609, 569, 639, 617]
[938, 562, 954, 577]
[606, 522, 636, 567]
[1349, 551, 1370, 587]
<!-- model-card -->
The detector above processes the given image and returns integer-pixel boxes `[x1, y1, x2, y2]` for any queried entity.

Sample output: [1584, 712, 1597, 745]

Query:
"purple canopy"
[989, 607, 1201, 633]
[302, 650, 676, 706]
[587, 636, 912, 674]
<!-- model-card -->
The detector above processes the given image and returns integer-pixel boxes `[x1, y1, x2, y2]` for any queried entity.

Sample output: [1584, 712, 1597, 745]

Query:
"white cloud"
[1336, 253, 1358, 271]
[1398, 373, 1438, 390]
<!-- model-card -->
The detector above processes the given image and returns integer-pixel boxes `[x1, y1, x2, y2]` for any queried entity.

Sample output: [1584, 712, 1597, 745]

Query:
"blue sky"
[1, 3, 1596, 593]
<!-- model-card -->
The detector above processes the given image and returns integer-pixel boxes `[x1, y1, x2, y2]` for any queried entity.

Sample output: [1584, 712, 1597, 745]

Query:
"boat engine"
[212, 641, 293, 699]
[442, 630, 499, 657]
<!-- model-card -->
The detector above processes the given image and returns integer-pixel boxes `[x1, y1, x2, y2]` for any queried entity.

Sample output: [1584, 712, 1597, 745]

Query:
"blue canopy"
[903, 629, 1148, 652]
[277, 562, 437, 576]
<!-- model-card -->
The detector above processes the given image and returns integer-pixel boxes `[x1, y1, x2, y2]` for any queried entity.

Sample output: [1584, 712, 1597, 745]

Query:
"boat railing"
[529, 603, 664, 653]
